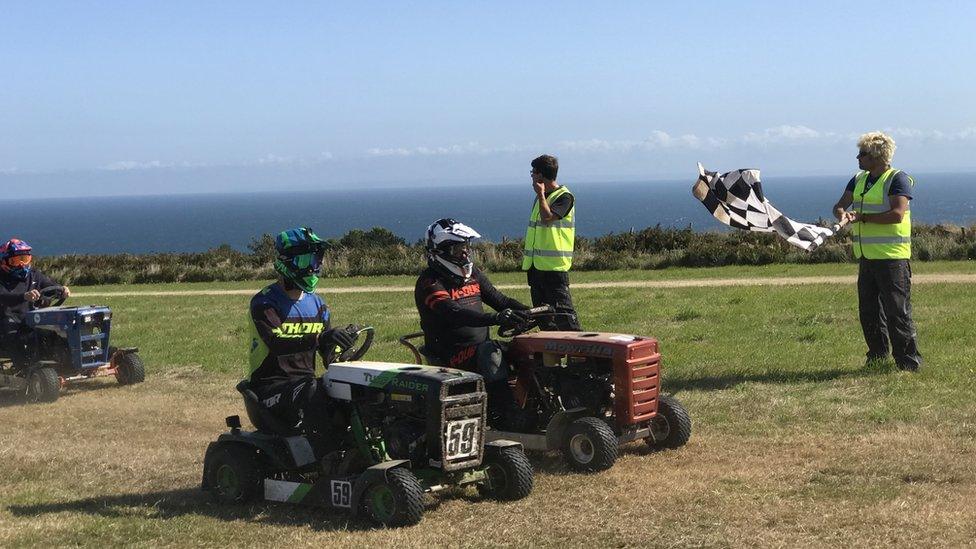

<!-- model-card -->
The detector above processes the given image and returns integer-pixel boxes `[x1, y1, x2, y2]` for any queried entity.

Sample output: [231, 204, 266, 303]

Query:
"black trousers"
[433, 340, 510, 382]
[526, 268, 581, 331]
[252, 377, 336, 447]
[857, 259, 922, 370]
[0, 326, 29, 369]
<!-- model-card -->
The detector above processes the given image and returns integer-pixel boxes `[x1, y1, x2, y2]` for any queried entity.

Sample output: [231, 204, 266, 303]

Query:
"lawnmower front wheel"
[115, 351, 146, 385]
[646, 394, 692, 450]
[26, 367, 60, 403]
[361, 467, 424, 527]
[562, 417, 618, 473]
[478, 445, 533, 501]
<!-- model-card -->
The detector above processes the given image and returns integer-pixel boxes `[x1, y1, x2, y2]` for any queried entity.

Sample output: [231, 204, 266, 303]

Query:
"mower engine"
[28, 306, 113, 371]
[324, 361, 488, 471]
[508, 332, 663, 430]
[493, 331, 691, 472]
[550, 358, 614, 415]
[382, 417, 428, 462]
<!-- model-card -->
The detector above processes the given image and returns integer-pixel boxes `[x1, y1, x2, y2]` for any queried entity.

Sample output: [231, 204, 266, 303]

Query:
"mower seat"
[236, 380, 300, 436]
[417, 345, 441, 366]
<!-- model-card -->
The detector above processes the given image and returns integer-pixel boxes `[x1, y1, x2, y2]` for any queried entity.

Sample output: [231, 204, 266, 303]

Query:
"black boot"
[486, 380, 517, 430]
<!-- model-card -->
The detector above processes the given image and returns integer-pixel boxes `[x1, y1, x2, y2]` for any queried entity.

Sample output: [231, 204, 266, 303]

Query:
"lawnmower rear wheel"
[361, 467, 424, 527]
[478, 445, 533, 501]
[115, 352, 146, 385]
[208, 446, 264, 504]
[562, 417, 618, 473]
[646, 394, 692, 450]
[26, 367, 60, 403]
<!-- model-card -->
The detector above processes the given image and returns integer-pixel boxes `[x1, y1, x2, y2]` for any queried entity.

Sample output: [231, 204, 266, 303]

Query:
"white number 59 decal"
[331, 480, 352, 508]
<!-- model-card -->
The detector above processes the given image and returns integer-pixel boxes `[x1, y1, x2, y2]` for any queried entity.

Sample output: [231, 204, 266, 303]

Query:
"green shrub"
[32, 223, 976, 285]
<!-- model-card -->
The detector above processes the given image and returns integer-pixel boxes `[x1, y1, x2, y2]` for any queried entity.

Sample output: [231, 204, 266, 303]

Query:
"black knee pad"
[475, 340, 509, 382]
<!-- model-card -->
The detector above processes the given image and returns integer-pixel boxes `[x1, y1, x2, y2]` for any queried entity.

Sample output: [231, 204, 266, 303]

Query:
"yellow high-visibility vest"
[851, 168, 913, 259]
[521, 186, 575, 271]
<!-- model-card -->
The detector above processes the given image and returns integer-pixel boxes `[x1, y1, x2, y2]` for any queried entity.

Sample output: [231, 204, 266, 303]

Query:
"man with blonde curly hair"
[832, 131, 922, 371]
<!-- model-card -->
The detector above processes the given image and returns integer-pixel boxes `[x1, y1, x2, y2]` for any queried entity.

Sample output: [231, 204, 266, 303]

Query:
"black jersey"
[0, 270, 59, 333]
[414, 266, 525, 363]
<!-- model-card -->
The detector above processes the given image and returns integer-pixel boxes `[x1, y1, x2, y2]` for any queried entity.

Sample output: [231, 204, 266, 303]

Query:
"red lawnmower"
[399, 307, 691, 472]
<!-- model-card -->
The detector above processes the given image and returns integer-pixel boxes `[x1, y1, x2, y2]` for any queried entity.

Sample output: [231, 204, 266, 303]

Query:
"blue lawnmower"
[0, 286, 145, 403]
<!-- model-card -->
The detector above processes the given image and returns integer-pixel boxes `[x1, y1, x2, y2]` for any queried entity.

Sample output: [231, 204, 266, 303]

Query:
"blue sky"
[2, 1, 974, 197]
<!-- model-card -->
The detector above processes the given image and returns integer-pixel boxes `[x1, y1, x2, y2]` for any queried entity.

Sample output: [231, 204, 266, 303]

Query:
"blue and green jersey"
[247, 283, 331, 384]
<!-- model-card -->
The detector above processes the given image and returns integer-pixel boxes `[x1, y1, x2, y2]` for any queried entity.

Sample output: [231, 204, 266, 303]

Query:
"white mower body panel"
[323, 361, 431, 400]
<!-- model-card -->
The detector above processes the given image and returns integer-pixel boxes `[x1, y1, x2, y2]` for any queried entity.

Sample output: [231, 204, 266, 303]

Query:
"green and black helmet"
[274, 227, 326, 293]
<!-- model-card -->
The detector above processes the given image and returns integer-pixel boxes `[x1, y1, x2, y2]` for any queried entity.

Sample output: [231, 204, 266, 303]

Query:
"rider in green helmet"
[273, 227, 326, 293]
[245, 227, 356, 448]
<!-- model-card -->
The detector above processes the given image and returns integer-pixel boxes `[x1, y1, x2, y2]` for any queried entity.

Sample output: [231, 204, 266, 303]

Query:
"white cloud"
[558, 131, 725, 153]
[957, 127, 976, 139]
[884, 127, 976, 141]
[255, 152, 334, 166]
[558, 124, 976, 153]
[366, 142, 527, 157]
[90, 126, 976, 174]
[740, 125, 835, 145]
[101, 160, 177, 171]
[556, 138, 615, 152]
[885, 127, 928, 139]
[367, 147, 413, 157]
[100, 152, 336, 172]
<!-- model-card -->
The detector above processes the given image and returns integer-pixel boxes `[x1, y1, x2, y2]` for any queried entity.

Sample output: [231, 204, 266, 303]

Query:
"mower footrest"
[617, 427, 651, 444]
[485, 430, 549, 451]
[0, 373, 27, 390]
[264, 479, 314, 504]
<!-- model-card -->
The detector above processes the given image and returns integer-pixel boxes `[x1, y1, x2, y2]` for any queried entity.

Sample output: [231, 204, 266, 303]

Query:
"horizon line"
[3, 168, 975, 202]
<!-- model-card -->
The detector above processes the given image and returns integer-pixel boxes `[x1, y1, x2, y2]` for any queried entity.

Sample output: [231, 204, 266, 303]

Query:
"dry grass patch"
[2, 273, 976, 547]
[2, 375, 975, 548]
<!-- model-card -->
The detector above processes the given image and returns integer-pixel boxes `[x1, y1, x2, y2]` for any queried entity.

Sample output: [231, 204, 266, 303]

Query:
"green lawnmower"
[202, 329, 533, 527]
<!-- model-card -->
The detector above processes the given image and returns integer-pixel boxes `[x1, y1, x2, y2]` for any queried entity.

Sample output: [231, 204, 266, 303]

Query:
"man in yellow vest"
[832, 132, 921, 371]
[522, 154, 581, 330]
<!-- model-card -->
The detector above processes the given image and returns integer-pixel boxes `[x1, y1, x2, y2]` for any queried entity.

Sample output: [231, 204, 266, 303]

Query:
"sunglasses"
[6, 255, 31, 267]
[857, 151, 869, 159]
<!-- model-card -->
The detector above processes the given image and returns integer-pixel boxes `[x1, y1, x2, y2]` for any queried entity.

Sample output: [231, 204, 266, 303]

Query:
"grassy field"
[69, 259, 976, 293]
[2, 262, 975, 547]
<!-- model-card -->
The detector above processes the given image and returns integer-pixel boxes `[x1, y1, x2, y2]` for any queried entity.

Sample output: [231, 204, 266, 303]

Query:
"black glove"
[494, 308, 530, 327]
[318, 326, 356, 352]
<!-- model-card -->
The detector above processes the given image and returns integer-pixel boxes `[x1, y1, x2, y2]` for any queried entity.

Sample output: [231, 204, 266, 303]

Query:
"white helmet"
[425, 218, 481, 282]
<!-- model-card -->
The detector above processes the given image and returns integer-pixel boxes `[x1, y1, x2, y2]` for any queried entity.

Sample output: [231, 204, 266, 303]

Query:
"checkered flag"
[692, 163, 844, 252]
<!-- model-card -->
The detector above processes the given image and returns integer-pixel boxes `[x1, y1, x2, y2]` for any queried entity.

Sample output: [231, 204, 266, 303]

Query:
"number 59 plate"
[444, 418, 481, 460]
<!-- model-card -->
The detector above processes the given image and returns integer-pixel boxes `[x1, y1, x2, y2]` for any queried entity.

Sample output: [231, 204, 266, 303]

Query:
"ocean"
[2, 172, 974, 256]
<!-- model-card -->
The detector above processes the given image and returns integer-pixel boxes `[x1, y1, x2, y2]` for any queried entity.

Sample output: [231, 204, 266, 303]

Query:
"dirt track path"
[71, 273, 976, 297]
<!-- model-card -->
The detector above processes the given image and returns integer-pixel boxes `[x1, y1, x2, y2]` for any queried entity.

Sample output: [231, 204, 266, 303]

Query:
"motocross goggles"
[5, 254, 32, 268]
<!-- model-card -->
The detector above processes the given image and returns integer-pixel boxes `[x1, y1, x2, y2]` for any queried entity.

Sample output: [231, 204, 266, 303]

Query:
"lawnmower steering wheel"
[322, 325, 374, 365]
[38, 286, 67, 307]
[498, 305, 555, 338]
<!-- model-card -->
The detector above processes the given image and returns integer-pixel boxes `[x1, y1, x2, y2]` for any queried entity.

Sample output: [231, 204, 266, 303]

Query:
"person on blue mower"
[414, 219, 530, 426]
[246, 227, 355, 446]
[0, 238, 72, 368]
